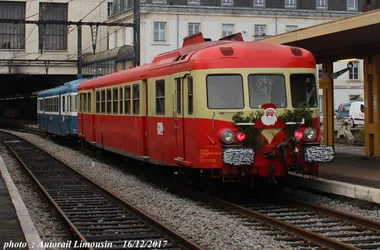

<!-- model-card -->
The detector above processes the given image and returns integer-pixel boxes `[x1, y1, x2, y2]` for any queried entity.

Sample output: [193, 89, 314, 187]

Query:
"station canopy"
[257, 9, 380, 63]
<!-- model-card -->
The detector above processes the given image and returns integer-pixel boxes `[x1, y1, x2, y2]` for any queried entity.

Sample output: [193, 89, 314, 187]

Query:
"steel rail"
[209, 196, 359, 250]
[0, 131, 203, 250]
[284, 198, 380, 233]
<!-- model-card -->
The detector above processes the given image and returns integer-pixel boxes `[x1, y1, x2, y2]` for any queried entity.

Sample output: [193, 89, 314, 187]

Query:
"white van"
[348, 101, 364, 127]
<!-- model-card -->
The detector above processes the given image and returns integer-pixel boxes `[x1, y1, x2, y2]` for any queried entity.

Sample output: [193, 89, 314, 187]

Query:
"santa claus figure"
[254, 103, 286, 129]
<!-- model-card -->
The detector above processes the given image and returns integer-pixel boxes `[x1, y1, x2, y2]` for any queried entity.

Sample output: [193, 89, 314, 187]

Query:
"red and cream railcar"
[77, 33, 334, 189]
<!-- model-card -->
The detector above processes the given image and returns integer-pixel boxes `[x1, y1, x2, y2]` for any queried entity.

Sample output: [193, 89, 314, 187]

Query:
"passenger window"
[156, 80, 165, 115]
[87, 93, 91, 113]
[133, 84, 140, 115]
[73, 95, 77, 112]
[101, 90, 106, 113]
[207, 74, 244, 109]
[96, 91, 100, 113]
[62, 96, 65, 112]
[188, 77, 193, 114]
[68, 95, 72, 112]
[176, 79, 181, 114]
[113, 88, 118, 114]
[124, 86, 131, 114]
[83, 94, 86, 112]
[119, 87, 123, 114]
[106, 89, 111, 114]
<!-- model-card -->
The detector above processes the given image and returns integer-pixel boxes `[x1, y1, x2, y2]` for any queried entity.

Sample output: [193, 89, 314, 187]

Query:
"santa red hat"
[260, 103, 277, 110]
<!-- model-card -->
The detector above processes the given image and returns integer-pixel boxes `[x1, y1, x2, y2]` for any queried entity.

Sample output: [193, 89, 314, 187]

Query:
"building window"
[347, 0, 357, 10]
[108, 2, 113, 17]
[222, 24, 234, 37]
[188, 0, 200, 5]
[221, 0, 233, 6]
[188, 23, 200, 36]
[153, 0, 167, 3]
[349, 61, 359, 80]
[154, 22, 166, 42]
[285, 0, 296, 8]
[0, 1, 26, 49]
[286, 25, 297, 32]
[254, 0, 265, 7]
[317, 0, 327, 9]
[39, 2, 68, 51]
[156, 80, 165, 115]
[132, 84, 140, 115]
[254, 24, 266, 40]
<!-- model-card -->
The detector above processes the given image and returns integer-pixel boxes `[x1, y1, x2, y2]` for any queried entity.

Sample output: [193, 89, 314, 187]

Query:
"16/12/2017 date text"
[124, 240, 168, 248]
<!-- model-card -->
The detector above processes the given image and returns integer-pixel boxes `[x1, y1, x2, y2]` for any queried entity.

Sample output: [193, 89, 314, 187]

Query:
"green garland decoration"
[232, 111, 265, 150]
[232, 105, 314, 150]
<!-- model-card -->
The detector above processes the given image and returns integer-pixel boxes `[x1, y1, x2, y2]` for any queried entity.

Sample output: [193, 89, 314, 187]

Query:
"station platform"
[288, 145, 380, 205]
[0, 155, 43, 250]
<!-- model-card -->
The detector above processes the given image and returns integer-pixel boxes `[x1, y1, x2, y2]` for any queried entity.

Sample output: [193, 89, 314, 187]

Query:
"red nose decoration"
[237, 132, 246, 141]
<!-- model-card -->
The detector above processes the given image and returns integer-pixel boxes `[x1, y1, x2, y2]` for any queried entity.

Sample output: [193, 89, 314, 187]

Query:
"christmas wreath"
[232, 104, 314, 150]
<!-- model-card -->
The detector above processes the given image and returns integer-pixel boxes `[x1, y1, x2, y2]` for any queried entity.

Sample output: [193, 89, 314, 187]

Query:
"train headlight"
[221, 129, 235, 144]
[304, 128, 317, 141]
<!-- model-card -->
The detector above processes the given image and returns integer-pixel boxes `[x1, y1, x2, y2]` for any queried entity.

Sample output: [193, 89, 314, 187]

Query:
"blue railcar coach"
[37, 77, 90, 137]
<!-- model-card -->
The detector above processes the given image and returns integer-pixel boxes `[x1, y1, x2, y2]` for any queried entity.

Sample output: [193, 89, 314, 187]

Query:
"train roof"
[78, 32, 316, 91]
[38, 77, 91, 98]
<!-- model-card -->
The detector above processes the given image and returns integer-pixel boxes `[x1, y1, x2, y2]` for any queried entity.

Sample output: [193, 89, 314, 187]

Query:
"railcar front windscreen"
[248, 74, 287, 109]
[206, 74, 244, 109]
[290, 74, 318, 108]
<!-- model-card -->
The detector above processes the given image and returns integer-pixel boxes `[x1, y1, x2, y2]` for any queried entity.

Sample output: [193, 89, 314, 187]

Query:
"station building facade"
[0, 0, 111, 75]
[104, 0, 367, 110]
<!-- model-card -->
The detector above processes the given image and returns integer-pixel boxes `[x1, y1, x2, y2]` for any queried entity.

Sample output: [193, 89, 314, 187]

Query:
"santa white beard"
[261, 115, 277, 126]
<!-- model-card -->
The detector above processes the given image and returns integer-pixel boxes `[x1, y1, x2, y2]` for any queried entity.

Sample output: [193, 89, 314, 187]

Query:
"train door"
[61, 95, 66, 134]
[143, 79, 149, 158]
[173, 77, 185, 160]
[78, 93, 84, 136]
[90, 91, 96, 143]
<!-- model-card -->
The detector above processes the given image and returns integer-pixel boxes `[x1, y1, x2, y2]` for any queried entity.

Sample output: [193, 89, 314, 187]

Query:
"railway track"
[0, 131, 203, 250]
[208, 196, 380, 250]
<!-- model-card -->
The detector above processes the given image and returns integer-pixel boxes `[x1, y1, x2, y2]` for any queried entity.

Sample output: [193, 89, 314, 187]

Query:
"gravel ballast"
[3, 131, 292, 250]
[0, 143, 71, 250]
[3, 130, 380, 249]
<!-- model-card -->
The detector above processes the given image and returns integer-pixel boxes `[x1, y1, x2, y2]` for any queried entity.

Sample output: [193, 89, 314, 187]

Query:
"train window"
[290, 74, 318, 108]
[124, 86, 131, 114]
[96, 91, 100, 113]
[113, 88, 118, 114]
[55, 97, 59, 112]
[68, 95, 72, 112]
[156, 80, 165, 115]
[87, 93, 91, 113]
[133, 84, 140, 115]
[188, 77, 193, 114]
[62, 96, 66, 113]
[248, 74, 286, 108]
[119, 87, 123, 114]
[106, 89, 112, 114]
[176, 79, 181, 114]
[101, 90, 106, 113]
[206, 75, 244, 109]
[73, 95, 77, 112]
[84, 93, 87, 113]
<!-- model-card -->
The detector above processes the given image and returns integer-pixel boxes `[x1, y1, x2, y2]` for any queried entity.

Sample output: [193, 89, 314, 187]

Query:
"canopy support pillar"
[364, 55, 380, 157]
[320, 60, 335, 146]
